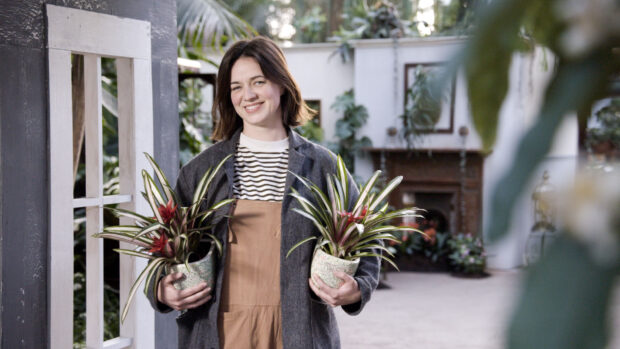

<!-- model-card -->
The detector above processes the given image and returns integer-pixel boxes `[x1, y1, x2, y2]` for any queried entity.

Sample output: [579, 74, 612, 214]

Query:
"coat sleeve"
[146, 168, 193, 313]
[341, 168, 381, 316]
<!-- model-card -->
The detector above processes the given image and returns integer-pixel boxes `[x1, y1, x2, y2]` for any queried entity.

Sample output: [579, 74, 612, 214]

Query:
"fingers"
[165, 272, 185, 282]
[309, 273, 361, 307]
[180, 285, 211, 305]
[184, 292, 212, 309]
[158, 277, 213, 311]
[178, 281, 209, 298]
[333, 271, 354, 283]
[309, 275, 338, 307]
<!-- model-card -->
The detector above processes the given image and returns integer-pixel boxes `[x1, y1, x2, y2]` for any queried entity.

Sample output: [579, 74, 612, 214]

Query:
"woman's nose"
[243, 86, 257, 100]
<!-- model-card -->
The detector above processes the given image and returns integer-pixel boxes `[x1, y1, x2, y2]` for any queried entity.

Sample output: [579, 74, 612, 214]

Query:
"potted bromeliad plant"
[286, 155, 423, 288]
[93, 153, 233, 322]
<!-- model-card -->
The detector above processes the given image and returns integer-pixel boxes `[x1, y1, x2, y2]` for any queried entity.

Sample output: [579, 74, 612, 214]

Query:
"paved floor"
[335, 270, 620, 349]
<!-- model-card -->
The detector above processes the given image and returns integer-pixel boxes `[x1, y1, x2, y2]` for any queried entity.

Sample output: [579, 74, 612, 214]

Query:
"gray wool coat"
[148, 128, 381, 349]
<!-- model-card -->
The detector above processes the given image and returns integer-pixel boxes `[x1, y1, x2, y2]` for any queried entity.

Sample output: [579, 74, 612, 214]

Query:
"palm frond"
[177, 0, 257, 52]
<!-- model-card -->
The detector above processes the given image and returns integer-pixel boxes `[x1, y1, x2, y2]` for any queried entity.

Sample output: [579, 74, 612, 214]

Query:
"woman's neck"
[241, 123, 287, 141]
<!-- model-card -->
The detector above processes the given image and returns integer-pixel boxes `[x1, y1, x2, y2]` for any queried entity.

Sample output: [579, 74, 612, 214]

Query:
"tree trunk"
[327, 0, 345, 36]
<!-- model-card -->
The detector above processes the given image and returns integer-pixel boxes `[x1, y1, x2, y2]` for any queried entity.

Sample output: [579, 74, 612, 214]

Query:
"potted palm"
[286, 155, 424, 288]
[93, 153, 234, 322]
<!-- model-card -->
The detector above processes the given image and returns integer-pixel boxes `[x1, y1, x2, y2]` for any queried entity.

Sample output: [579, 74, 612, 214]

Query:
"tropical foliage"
[93, 154, 234, 322]
[328, 89, 372, 172]
[177, 0, 256, 54]
[330, 0, 412, 61]
[392, 221, 452, 265]
[586, 98, 620, 159]
[294, 6, 328, 43]
[179, 78, 213, 165]
[286, 155, 423, 269]
[400, 65, 445, 148]
[447, 233, 486, 274]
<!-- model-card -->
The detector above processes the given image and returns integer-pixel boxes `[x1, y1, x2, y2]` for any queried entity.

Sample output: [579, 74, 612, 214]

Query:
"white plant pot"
[166, 245, 215, 290]
[310, 248, 359, 289]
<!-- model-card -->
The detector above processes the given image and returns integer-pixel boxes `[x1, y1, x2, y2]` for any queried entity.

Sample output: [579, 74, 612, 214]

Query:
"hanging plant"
[399, 65, 444, 148]
[328, 89, 372, 172]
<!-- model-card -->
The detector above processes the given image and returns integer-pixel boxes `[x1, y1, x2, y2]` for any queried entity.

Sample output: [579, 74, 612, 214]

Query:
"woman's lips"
[244, 102, 263, 113]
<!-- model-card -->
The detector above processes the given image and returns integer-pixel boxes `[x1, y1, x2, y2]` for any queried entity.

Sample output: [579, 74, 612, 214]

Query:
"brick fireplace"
[368, 149, 485, 236]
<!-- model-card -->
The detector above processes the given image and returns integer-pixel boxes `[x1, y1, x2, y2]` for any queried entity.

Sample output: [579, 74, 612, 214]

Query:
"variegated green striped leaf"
[121, 257, 166, 323]
[369, 175, 403, 210]
[144, 153, 175, 204]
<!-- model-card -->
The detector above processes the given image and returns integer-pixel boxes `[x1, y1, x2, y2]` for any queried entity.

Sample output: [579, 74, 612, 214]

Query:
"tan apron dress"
[218, 199, 284, 349]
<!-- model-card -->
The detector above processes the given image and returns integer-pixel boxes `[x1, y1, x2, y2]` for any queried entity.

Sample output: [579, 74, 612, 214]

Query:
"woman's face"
[230, 56, 284, 133]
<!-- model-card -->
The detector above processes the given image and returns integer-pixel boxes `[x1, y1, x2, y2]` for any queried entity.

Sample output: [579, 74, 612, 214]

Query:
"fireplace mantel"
[366, 147, 484, 236]
[365, 147, 489, 156]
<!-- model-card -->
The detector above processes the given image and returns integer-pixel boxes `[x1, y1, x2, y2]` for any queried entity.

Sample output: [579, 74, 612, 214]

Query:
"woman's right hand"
[157, 272, 212, 311]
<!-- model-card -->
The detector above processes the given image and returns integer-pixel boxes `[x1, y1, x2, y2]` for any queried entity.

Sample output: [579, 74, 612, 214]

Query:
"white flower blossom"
[554, 0, 620, 58]
[561, 163, 620, 265]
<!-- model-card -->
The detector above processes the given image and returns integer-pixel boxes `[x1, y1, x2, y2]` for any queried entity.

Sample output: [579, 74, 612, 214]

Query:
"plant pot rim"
[314, 247, 360, 264]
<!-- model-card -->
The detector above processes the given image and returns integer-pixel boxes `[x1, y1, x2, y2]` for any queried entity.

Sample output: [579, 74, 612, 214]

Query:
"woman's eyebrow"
[230, 75, 265, 85]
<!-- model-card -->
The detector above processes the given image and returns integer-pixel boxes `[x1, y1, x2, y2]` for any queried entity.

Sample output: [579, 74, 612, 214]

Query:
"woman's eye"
[255, 80, 265, 86]
[231, 86, 240, 91]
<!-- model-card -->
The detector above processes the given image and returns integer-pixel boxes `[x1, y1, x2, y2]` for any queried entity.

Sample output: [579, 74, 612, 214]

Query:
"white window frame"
[47, 5, 155, 349]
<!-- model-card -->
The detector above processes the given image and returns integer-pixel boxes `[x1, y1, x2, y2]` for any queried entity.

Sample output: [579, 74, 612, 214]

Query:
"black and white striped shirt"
[232, 133, 289, 202]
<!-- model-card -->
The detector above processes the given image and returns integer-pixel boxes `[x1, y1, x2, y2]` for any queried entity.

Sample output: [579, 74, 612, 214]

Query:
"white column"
[116, 57, 155, 349]
[48, 48, 75, 349]
[84, 54, 105, 349]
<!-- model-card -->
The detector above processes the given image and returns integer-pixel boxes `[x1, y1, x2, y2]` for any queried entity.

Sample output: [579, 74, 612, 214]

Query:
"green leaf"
[508, 236, 619, 349]
[191, 155, 231, 216]
[134, 222, 169, 241]
[93, 232, 152, 248]
[286, 236, 318, 258]
[177, 0, 257, 52]
[113, 248, 157, 260]
[121, 257, 166, 323]
[368, 175, 403, 210]
[336, 155, 350, 210]
[106, 207, 155, 225]
[353, 170, 380, 212]
[142, 170, 164, 222]
[463, 0, 533, 150]
[144, 153, 175, 204]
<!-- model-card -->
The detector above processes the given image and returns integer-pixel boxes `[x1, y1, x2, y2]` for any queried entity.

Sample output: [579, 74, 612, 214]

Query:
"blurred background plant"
[400, 65, 445, 148]
[447, 233, 486, 275]
[178, 78, 213, 165]
[586, 97, 620, 161]
[328, 89, 373, 172]
[454, 0, 620, 348]
[294, 6, 327, 43]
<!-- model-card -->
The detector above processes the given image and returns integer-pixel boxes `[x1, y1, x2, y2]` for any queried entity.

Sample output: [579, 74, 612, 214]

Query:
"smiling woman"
[229, 56, 285, 140]
[147, 36, 382, 349]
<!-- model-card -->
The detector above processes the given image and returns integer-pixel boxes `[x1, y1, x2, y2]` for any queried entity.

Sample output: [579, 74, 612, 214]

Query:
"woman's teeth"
[245, 103, 261, 112]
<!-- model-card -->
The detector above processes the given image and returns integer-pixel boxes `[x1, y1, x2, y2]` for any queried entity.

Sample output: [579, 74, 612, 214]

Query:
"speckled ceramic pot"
[166, 246, 215, 290]
[310, 248, 360, 289]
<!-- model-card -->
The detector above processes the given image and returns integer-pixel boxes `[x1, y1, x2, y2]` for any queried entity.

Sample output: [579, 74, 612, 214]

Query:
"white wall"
[283, 43, 354, 142]
[350, 37, 483, 179]
[481, 49, 579, 269]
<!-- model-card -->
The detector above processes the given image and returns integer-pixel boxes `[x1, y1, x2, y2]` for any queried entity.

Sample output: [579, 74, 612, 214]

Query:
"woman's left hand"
[309, 272, 361, 307]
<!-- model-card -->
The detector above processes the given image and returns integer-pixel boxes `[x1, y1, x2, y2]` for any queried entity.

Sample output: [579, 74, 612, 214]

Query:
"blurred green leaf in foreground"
[454, 0, 620, 348]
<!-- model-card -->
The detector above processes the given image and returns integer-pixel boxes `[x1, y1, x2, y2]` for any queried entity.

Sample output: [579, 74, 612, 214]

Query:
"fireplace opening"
[403, 191, 454, 234]
[419, 208, 449, 233]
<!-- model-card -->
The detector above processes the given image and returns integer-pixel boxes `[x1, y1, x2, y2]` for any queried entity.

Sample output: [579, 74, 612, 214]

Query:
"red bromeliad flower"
[149, 233, 174, 258]
[158, 198, 177, 224]
[338, 205, 369, 226]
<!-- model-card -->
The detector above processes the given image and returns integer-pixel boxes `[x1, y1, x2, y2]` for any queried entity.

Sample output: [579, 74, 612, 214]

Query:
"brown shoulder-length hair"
[212, 36, 314, 141]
